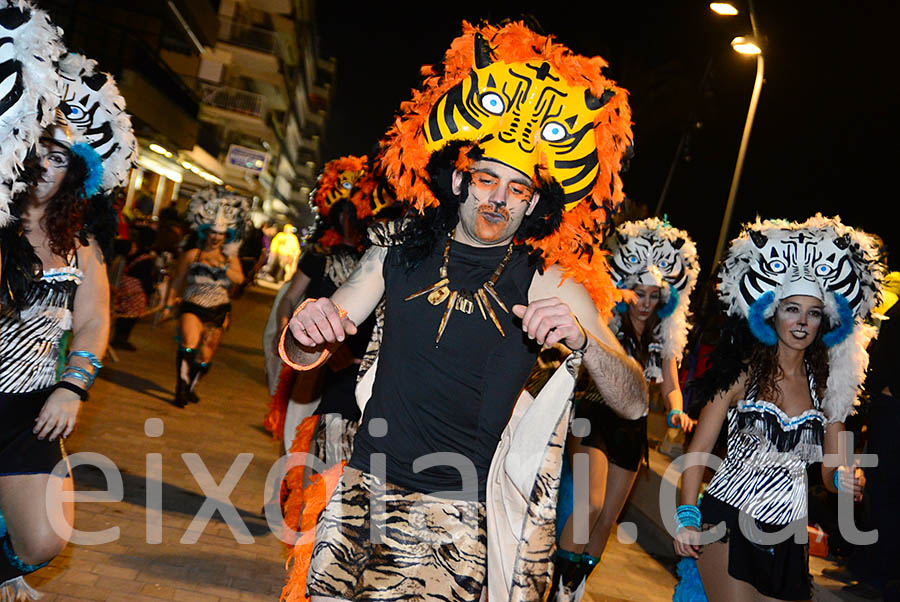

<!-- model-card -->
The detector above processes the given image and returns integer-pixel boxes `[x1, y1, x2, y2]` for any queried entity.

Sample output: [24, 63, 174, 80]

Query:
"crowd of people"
[2, 5, 897, 602]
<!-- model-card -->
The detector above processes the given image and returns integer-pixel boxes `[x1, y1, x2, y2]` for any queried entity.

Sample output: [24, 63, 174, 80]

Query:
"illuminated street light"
[731, 35, 762, 54]
[709, 3, 738, 15]
[709, 0, 765, 274]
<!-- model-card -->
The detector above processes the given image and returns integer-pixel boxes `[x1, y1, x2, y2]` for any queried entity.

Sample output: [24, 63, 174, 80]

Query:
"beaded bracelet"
[675, 504, 701, 532]
[68, 350, 103, 370]
[667, 409, 684, 428]
[278, 298, 349, 371]
[62, 366, 94, 386]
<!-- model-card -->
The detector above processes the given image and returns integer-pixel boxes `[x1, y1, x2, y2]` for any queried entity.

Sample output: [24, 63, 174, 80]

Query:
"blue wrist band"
[62, 365, 95, 387]
[675, 504, 701, 531]
[833, 469, 844, 493]
[68, 350, 103, 370]
[667, 409, 683, 427]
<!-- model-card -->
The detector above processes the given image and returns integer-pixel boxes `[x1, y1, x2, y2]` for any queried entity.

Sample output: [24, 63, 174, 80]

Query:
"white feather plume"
[608, 217, 700, 365]
[57, 52, 137, 191]
[0, 0, 66, 226]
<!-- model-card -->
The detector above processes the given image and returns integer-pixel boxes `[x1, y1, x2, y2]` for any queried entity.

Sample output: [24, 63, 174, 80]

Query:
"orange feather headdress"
[310, 155, 368, 217]
[379, 21, 634, 318]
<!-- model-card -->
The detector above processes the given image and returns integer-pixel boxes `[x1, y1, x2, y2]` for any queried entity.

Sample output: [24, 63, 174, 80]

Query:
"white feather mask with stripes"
[718, 214, 886, 423]
[1, 0, 65, 226]
[57, 52, 137, 192]
[607, 217, 700, 380]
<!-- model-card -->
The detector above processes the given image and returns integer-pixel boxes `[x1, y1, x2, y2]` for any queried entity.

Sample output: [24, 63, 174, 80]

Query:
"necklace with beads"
[404, 230, 513, 343]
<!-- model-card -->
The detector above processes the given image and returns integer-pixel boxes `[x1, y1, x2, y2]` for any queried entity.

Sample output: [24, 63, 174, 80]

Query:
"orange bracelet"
[278, 298, 349, 371]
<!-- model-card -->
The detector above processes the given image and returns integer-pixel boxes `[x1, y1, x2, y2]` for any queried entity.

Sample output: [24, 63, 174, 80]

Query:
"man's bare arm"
[281, 245, 387, 366]
[526, 265, 648, 420]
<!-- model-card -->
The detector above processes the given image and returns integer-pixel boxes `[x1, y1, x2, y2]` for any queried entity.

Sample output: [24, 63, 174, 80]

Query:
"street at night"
[3, 1, 898, 601]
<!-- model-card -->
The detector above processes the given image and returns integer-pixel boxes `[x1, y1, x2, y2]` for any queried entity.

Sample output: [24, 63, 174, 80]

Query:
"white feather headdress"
[718, 214, 886, 422]
[606, 217, 700, 380]
[57, 52, 137, 192]
[0, 0, 65, 226]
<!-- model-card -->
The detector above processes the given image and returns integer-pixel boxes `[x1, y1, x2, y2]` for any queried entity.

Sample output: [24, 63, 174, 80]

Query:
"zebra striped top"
[0, 263, 83, 394]
[703, 371, 825, 525]
[183, 262, 231, 308]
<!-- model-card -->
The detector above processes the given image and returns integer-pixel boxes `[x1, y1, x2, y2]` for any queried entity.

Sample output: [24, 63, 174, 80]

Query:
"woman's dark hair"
[40, 149, 91, 258]
[0, 149, 91, 315]
[83, 191, 119, 263]
[748, 322, 829, 403]
[310, 199, 361, 247]
[618, 297, 661, 366]
[394, 141, 565, 271]
[695, 306, 831, 406]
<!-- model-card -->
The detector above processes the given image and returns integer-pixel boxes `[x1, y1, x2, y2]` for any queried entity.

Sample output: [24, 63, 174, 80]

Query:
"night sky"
[314, 0, 899, 277]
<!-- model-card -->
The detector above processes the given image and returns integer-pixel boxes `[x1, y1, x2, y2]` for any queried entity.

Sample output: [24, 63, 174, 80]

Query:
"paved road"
[28, 284, 287, 601]
[24, 283, 678, 601]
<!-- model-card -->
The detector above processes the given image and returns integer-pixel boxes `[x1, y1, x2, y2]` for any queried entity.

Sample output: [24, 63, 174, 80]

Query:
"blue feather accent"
[673, 557, 708, 602]
[748, 291, 778, 346]
[657, 287, 679, 319]
[70, 142, 104, 198]
[555, 452, 574, 542]
[614, 301, 628, 314]
[823, 293, 854, 348]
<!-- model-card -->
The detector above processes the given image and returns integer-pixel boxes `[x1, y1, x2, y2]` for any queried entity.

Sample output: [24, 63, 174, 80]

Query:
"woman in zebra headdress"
[673, 215, 883, 601]
[549, 217, 700, 602]
[163, 188, 248, 407]
[0, 113, 109, 600]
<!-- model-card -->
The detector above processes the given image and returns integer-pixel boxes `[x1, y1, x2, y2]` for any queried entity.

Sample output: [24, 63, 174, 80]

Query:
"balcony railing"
[218, 17, 283, 56]
[196, 81, 267, 120]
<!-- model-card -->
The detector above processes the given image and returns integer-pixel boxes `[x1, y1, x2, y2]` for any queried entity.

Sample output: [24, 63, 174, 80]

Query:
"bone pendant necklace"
[404, 230, 513, 343]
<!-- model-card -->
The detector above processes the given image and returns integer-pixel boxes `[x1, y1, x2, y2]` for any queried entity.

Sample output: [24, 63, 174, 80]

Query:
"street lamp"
[709, 0, 765, 275]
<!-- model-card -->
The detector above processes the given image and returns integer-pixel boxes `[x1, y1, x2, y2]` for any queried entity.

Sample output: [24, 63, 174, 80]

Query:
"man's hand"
[288, 298, 357, 347]
[35, 387, 82, 441]
[512, 297, 586, 351]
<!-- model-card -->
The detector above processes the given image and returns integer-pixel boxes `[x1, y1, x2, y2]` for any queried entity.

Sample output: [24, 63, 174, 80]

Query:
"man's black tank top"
[349, 239, 540, 500]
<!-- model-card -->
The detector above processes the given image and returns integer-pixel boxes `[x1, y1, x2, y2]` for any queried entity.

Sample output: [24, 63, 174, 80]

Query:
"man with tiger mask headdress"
[278, 21, 646, 602]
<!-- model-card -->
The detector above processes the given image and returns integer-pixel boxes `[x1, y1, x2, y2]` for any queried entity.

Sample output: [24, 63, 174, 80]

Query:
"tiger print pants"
[307, 467, 487, 602]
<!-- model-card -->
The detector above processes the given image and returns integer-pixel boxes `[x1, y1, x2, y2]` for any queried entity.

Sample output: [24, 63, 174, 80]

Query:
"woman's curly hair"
[695, 308, 830, 406]
[1, 149, 92, 315]
[40, 150, 91, 258]
[748, 326, 829, 403]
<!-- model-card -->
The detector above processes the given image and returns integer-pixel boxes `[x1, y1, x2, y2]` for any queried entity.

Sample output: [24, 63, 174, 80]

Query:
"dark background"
[314, 0, 899, 279]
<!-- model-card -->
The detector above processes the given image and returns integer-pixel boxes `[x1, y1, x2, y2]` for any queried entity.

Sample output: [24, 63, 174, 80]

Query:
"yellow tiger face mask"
[424, 34, 614, 210]
[323, 168, 365, 213]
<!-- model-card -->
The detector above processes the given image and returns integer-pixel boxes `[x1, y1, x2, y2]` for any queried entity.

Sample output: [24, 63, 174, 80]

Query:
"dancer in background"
[164, 188, 248, 407]
[550, 217, 699, 602]
[264, 154, 371, 450]
[673, 215, 881, 601]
